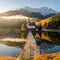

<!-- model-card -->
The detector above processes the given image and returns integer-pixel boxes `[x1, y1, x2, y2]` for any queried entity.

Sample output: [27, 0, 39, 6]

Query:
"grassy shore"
[0, 56, 16, 60]
[34, 52, 60, 60]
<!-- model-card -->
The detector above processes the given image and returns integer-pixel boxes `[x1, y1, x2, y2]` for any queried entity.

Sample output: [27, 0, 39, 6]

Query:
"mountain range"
[21, 6, 57, 16]
[0, 6, 58, 19]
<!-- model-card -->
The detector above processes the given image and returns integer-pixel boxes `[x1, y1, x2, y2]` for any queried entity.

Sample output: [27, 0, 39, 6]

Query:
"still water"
[0, 29, 60, 57]
[36, 32, 60, 53]
[0, 29, 27, 57]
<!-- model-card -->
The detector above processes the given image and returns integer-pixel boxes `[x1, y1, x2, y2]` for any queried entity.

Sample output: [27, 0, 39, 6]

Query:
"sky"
[0, 0, 60, 13]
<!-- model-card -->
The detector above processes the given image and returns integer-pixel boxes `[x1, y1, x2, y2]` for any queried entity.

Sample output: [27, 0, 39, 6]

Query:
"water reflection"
[0, 28, 60, 57]
[0, 44, 22, 57]
[39, 41, 60, 53]
[0, 29, 27, 39]
[0, 29, 27, 57]
[35, 31, 60, 53]
[36, 32, 60, 45]
[0, 41, 25, 48]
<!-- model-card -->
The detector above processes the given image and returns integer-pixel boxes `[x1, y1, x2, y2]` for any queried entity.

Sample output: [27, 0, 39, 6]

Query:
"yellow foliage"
[0, 56, 16, 60]
[21, 24, 26, 31]
[35, 33, 40, 38]
[36, 18, 51, 27]
[41, 32, 51, 41]
[34, 52, 60, 60]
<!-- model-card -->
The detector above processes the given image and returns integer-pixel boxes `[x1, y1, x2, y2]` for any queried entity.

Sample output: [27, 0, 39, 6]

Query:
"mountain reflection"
[0, 29, 27, 39]
[35, 32, 60, 45]
[35, 31, 60, 53]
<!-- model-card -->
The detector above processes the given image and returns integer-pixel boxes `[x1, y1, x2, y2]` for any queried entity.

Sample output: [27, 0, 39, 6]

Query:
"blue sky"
[0, 0, 60, 13]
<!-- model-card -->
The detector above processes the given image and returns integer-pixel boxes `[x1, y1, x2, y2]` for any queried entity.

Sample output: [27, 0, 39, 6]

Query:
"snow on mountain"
[22, 6, 57, 16]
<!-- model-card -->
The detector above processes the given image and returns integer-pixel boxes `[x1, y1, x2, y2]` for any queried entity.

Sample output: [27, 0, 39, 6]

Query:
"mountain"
[22, 6, 57, 16]
[0, 6, 57, 19]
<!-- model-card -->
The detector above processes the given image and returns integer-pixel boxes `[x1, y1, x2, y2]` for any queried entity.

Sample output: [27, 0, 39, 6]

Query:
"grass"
[0, 56, 16, 60]
[34, 52, 60, 60]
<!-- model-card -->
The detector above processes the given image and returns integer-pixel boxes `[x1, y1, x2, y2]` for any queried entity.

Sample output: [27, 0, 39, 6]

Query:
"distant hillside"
[36, 18, 51, 27]
[36, 13, 60, 29]
[0, 7, 57, 19]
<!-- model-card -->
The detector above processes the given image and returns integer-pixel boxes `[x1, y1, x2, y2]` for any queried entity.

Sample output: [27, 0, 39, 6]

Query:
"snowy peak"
[23, 6, 57, 15]
[22, 6, 34, 12]
[39, 7, 57, 15]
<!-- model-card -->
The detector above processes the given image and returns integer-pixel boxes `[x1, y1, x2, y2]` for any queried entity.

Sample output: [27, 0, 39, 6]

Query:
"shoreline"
[42, 29, 60, 32]
[34, 52, 60, 60]
[0, 56, 16, 60]
[0, 52, 60, 60]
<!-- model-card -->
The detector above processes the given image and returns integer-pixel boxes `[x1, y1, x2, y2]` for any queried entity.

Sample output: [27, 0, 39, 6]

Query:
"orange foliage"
[36, 18, 51, 27]
[0, 56, 16, 60]
[34, 52, 60, 60]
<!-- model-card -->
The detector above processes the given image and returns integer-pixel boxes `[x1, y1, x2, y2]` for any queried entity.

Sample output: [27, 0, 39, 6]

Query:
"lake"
[35, 31, 60, 53]
[0, 29, 27, 57]
[0, 29, 60, 57]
